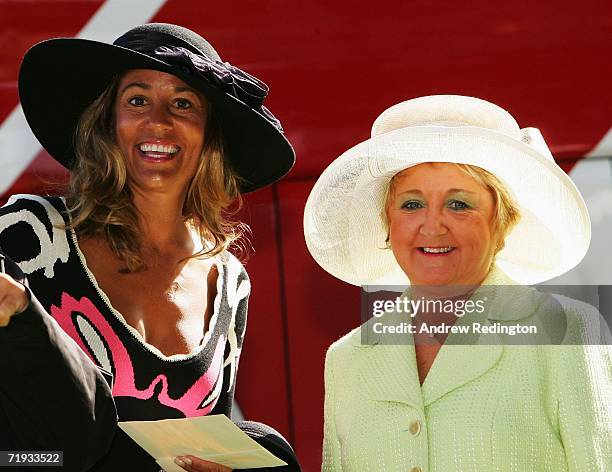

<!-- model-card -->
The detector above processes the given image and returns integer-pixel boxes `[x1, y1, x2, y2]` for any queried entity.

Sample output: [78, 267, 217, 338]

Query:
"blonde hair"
[67, 75, 244, 272]
[383, 163, 521, 253]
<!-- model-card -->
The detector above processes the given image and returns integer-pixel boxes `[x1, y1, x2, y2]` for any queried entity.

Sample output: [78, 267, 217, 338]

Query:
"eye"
[448, 199, 470, 211]
[128, 96, 147, 106]
[401, 200, 424, 211]
[175, 98, 193, 109]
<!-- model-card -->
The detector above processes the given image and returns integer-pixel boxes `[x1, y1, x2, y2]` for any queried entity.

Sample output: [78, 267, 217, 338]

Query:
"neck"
[131, 187, 195, 256]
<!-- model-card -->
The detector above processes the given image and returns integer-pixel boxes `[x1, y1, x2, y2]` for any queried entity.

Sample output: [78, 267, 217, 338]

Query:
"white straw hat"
[303, 95, 591, 286]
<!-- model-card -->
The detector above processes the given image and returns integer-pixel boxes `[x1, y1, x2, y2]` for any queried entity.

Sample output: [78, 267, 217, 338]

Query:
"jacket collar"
[354, 308, 504, 408]
[351, 265, 532, 408]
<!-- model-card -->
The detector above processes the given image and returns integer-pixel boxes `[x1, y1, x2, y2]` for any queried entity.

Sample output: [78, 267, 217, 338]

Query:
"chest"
[414, 342, 443, 384]
[79, 239, 217, 356]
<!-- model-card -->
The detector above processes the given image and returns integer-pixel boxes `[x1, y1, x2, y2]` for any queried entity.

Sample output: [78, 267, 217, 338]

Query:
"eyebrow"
[119, 82, 200, 96]
[397, 188, 477, 196]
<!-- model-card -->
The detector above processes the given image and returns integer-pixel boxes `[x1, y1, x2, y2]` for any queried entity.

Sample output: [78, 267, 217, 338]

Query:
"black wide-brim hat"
[18, 23, 295, 193]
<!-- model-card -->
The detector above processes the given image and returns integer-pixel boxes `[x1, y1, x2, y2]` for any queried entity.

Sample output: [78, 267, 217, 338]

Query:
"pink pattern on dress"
[51, 292, 224, 417]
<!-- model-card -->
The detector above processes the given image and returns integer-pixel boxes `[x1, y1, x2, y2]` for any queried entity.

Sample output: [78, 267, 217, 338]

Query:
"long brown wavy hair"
[67, 74, 244, 272]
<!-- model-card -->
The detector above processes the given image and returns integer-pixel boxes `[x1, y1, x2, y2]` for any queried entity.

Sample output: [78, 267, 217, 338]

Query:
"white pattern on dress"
[75, 313, 113, 372]
[0, 194, 70, 278]
[223, 254, 250, 392]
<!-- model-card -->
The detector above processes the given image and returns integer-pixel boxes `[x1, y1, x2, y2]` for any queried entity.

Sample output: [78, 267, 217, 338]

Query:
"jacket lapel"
[357, 341, 424, 411]
[353, 311, 424, 410]
[420, 268, 516, 406]
[421, 340, 503, 407]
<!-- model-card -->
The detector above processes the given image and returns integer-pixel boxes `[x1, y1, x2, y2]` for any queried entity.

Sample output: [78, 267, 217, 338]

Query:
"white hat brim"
[304, 125, 590, 286]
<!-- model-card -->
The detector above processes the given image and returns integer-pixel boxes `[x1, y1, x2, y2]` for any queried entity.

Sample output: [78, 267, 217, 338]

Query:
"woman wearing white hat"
[304, 95, 612, 471]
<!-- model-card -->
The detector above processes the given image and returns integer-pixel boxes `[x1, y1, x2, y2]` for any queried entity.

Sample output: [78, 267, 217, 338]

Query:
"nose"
[418, 209, 448, 236]
[147, 103, 173, 130]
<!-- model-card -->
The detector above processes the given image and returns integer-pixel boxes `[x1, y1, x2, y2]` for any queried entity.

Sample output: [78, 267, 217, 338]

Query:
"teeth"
[422, 247, 453, 254]
[139, 143, 179, 154]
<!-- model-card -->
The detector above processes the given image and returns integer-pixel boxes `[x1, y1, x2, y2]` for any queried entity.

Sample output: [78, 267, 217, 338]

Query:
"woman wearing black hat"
[0, 23, 298, 472]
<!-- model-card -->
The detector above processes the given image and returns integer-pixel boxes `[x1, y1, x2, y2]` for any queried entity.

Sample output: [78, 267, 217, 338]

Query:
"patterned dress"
[0, 194, 250, 469]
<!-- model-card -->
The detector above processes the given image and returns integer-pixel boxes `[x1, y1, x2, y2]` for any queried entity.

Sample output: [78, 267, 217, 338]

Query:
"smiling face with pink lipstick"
[386, 162, 500, 287]
[114, 69, 208, 195]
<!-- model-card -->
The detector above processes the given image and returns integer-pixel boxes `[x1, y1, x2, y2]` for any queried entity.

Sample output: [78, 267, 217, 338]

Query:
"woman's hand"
[174, 456, 232, 472]
[0, 273, 29, 327]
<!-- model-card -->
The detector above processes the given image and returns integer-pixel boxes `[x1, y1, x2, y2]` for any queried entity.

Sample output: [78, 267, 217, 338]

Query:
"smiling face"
[386, 162, 499, 287]
[114, 69, 208, 196]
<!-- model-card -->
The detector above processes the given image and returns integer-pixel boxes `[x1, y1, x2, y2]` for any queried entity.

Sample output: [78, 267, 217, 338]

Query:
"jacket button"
[409, 419, 421, 436]
[410, 467, 422, 472]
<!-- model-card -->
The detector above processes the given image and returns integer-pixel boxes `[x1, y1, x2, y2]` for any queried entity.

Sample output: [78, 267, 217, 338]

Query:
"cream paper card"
[119, 414, 288, 471]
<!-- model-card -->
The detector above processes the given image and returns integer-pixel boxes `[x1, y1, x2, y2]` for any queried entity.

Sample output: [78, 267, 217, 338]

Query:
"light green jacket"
[323, 271, 612, 471]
